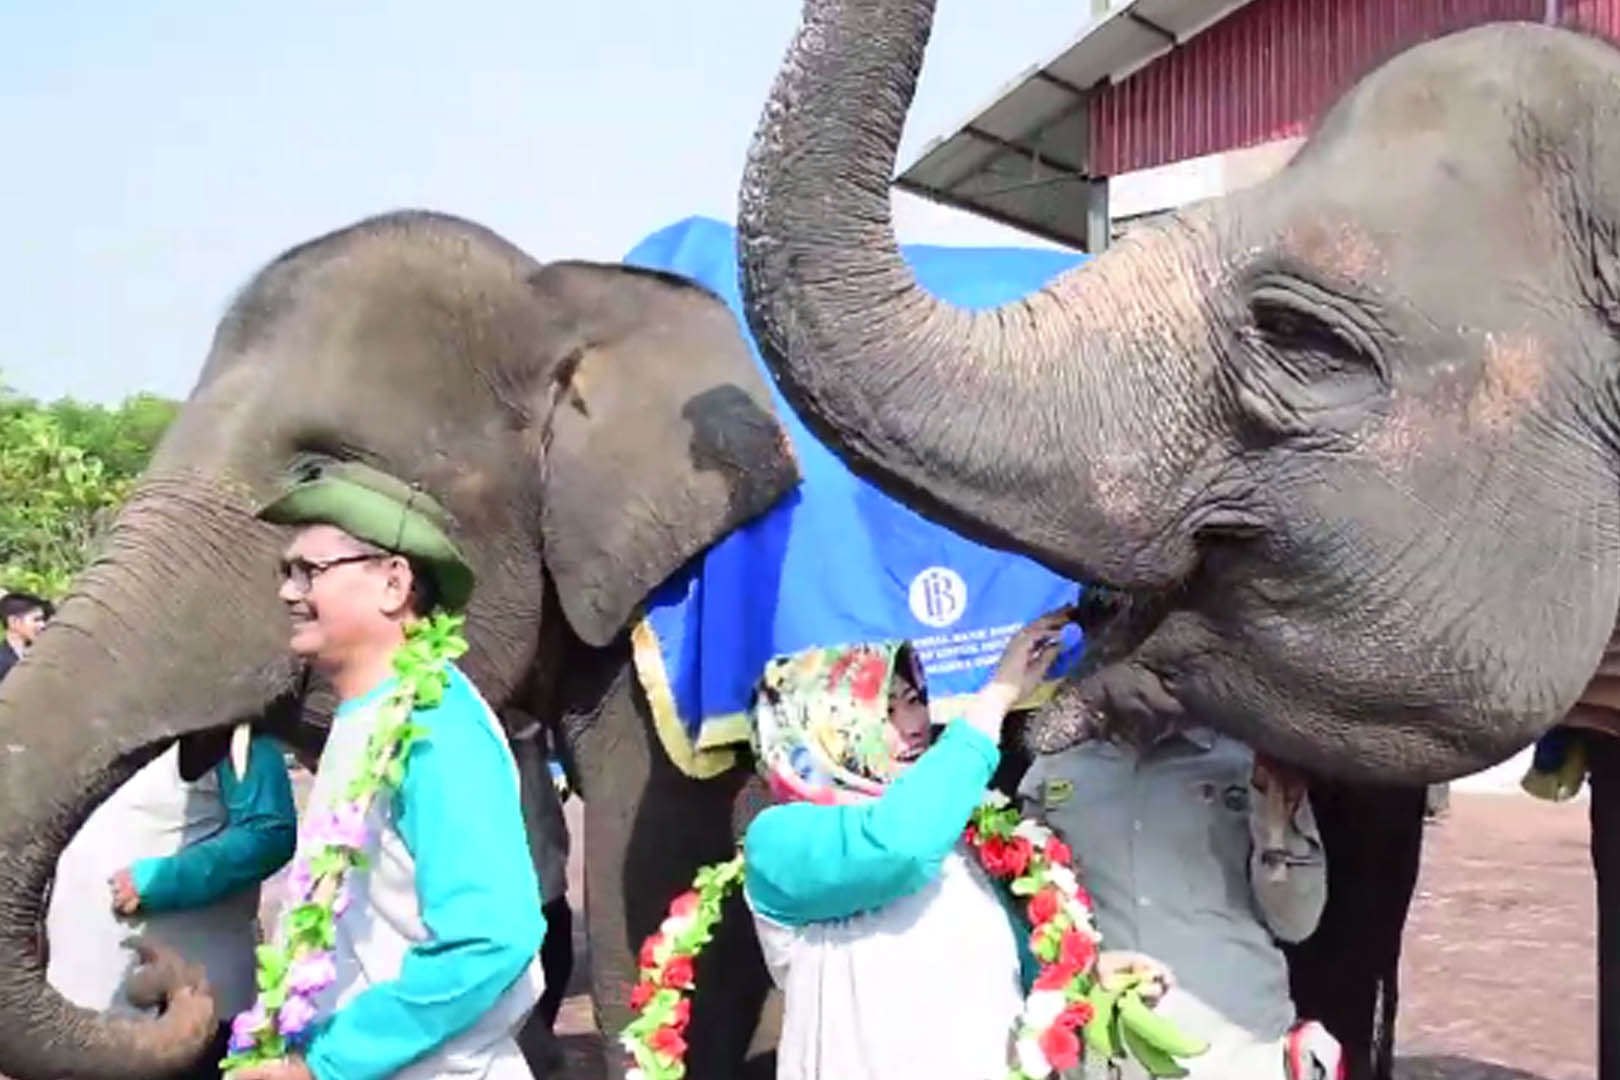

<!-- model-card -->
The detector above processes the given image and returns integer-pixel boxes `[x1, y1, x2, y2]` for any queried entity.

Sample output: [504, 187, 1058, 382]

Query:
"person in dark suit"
[0, 592, 52, 683]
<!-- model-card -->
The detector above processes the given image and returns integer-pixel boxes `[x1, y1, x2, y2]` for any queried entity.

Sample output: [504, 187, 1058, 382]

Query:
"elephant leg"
[513, 897, 575, 1078]
[1284, 781, 1426, 1080]
[1589, 732, 1620, 1080]
[567, 648, 772, 1080]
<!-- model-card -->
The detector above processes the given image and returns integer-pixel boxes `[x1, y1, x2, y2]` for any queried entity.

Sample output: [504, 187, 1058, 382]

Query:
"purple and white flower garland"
[220, 613, 468, 1073]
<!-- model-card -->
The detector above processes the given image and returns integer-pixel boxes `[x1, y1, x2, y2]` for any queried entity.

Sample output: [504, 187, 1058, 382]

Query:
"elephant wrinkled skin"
[0, 210, 798, 1080]
[738, 4, 1620, 1076]
[739, 2, 1620, 785]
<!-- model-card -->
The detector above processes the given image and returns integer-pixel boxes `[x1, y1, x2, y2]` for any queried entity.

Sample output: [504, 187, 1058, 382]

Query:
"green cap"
[258, 460, 475, 613]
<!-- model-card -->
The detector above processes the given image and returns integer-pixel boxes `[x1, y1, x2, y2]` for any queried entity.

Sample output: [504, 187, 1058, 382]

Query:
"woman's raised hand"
[985, 609, 1073, 706]
[963, 609, 1074, 741]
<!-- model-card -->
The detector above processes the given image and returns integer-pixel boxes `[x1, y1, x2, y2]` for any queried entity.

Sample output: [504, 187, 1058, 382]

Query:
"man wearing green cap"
[237, 461, 545, 1080]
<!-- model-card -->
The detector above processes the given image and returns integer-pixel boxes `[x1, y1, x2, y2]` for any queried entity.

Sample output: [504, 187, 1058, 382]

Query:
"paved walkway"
[1394, 794, 1596, 1079]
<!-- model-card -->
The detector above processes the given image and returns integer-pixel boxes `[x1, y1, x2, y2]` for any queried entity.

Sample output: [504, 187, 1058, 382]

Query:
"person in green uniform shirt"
[234, 461, 545, 1080]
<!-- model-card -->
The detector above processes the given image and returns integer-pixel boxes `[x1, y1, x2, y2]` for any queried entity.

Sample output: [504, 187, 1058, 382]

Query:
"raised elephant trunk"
[739, 0, 1236, 588]
[0, 467, 297, 1080]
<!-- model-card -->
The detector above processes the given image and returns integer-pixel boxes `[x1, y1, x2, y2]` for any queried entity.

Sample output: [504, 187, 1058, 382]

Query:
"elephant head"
[739, 0, 1620, 783]
[0, 210, 798, 1079]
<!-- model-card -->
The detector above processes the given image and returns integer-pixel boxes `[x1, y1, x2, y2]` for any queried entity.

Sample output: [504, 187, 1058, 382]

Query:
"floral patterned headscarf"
[750, 640, 929, 806]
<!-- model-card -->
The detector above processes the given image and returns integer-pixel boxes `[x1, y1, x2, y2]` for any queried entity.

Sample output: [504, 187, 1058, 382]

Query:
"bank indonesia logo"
[909, 566, 967, 629]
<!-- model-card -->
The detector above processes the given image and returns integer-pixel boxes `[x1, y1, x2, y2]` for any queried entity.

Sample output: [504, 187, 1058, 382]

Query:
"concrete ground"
[1393, 793, 1596, 1080]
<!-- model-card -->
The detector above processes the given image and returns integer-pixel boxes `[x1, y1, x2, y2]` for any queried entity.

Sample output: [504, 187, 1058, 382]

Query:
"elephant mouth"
[1023, 581, 1182, 755]
[1070, 585, 1145, 646]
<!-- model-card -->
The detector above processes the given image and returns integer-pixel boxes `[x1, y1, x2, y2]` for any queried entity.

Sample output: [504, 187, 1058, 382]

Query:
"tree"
[0, 378, 179, 598]
[45, 393, 179, 480]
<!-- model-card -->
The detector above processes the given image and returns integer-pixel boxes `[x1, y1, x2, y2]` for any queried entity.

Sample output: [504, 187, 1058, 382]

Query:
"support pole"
[1084, 178, 1110, 254]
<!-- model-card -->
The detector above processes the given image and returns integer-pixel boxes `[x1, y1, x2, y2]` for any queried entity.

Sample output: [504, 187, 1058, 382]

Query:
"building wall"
[1089, 0, 1619, 178]
[1108, 136, 1302, 225]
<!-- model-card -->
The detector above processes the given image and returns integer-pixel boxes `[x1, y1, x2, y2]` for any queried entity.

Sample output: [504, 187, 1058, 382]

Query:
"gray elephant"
[736, 0, 1620, 1075]
[0, 210, 797, 1080]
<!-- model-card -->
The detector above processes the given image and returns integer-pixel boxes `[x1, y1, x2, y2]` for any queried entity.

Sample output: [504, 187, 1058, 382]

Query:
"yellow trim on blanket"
[695, 712, 753, 750]
[630, 619, 739, 780]
[926, 675, 1060, 723]
[1015, 677, 1062, 713]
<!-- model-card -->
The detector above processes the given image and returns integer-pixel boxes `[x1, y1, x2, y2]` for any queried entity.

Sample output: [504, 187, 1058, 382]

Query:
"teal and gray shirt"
[46, 733, 295, 1019]
[297, 666, 545, 1080]
[131, 734, 297, 913]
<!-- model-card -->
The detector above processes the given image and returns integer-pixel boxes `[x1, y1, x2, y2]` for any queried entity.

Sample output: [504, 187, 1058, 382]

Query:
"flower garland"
[220, 612, 469, 1073]
[620, 791, 1206, 1080]
[619, 857, 743, 1080]
[968, 791, 1206, 1080]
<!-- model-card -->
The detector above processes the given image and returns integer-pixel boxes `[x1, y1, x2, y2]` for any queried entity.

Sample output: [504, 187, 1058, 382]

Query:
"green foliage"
[0, 375, 179, 599]
[44, 393, 179, 479]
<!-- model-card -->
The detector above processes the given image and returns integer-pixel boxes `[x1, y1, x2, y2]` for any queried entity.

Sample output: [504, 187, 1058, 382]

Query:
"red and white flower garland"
[619, 790, 1204, 1080]
[969, 791, 1105, 1077]
[619, 857, 742, 1080]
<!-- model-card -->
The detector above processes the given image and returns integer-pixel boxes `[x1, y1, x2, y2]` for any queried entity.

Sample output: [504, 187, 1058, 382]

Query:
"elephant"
[735, 0, 1620, 1074]
[739, 0, 1620, 783]
[0, 209, 799, 1080]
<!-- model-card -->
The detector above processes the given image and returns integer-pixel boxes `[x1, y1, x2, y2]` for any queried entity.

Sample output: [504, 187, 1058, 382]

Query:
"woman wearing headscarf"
[740, 611, 1156, 1080]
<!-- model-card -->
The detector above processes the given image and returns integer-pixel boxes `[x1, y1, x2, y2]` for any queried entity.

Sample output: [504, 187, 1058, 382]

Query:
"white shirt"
[47, 745, 261, 1018]
[751, 846, 1024, 1080]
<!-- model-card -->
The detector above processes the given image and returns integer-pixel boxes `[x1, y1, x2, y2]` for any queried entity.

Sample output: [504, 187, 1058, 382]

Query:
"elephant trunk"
[738, 0, 1235, 588]
[0, 472, 297, 1080]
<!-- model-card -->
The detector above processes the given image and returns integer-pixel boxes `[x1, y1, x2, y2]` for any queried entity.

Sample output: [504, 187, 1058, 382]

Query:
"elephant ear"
[531, 261, 800, 647]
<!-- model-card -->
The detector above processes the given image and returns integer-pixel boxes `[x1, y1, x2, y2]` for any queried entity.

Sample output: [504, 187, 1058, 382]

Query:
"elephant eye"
[1248, 283, 1385, 385]
[1235, 279, 1390, 436]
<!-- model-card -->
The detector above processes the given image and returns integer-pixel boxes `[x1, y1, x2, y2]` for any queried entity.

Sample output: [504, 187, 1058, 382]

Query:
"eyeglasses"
[277, 553, 382, 594]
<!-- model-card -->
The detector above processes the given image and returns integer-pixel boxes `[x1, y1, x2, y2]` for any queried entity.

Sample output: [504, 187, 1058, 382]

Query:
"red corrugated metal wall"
[1576, 0, 1620, 38]
[1088, 0, 1620, 176]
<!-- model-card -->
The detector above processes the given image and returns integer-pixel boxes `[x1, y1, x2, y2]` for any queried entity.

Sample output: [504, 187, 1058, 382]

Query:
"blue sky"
[1, 2, 1083, 404]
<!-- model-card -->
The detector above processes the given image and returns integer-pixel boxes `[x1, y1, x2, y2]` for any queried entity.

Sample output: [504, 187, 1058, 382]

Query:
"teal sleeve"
[304, 683, 546, 1080]
[131, 735, 296, 913]
[742, 720, 998, 926]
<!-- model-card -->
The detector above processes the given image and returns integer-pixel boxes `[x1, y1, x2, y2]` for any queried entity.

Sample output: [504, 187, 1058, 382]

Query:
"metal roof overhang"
[894, 0, 1256, 248]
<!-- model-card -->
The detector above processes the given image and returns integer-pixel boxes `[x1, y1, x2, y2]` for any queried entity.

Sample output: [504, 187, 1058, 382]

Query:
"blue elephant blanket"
[623, 217, 1090, 778]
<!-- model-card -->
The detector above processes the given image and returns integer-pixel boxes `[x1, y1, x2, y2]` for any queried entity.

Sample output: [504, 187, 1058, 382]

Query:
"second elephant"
[0, 209, 798, 1080]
